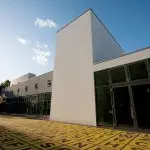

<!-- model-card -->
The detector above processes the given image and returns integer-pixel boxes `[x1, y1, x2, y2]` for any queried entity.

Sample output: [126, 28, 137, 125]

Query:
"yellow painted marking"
[67, 131, 122, 149]
[1, 140, 29, 150]
[16, 145, 40, 150]
[52, 145, 77, 150]
[34, 141, 61, 150]
[122, 133, 150, 150]
[0, 115, 150, 150]
[89, 132, 138, 150]
[0, 136, 18, 145]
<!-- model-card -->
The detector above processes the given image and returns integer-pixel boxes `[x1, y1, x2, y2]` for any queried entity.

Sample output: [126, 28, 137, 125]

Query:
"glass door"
[113, 86, 133, 127]
[95, 86, 113, 126]
[132, 84, 150, 129]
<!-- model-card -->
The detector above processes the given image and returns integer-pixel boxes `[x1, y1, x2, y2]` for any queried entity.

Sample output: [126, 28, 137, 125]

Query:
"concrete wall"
[51, 10, 96, 126]
[5, 71, 53, 97]
[91, 11, 124, 63]
[94, 48, 150, 72]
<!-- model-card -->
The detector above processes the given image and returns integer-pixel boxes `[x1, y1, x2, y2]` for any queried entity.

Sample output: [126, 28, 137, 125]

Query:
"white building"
[3, 71, 53, 115]
[51, 9, 123, 126]
[11, 73, 36, 86]
[5, 71, 53, 97]
[51, 9, 150, 129]
[2, 9, 150, 129]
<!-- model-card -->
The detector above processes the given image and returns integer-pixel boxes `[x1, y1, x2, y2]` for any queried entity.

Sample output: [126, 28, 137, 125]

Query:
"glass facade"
[94, 70, 109, 86]
[128, 61, 148, 81]
[110, 67, 126, 83]
[94, 70, 113, 125]
[0, 92, 51, 115]
[94, 59, 150, 129]
[95, 87, 113, 125]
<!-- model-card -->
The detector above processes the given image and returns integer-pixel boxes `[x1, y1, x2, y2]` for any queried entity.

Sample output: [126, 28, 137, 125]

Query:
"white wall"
[5, 71, 53, 97]
[94, 48, 150, 72]
[51, 10, 96, 126]
[91, 12, 124, 63]
[11, 73, 36, 85]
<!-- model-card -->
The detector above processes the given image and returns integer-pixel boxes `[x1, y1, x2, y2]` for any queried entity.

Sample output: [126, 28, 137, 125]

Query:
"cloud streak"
[17, 36, 29, 45]
[32, 42, 51, 66]
[35, 18, 58, 28]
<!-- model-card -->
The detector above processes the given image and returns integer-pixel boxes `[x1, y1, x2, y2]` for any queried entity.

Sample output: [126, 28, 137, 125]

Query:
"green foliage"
[0, 80, 11, 93]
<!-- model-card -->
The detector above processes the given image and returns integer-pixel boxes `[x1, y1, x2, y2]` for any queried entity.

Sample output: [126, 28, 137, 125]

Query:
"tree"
[0, 80, 11, 94]
[0, 80, 10, 105]
[0, 80, 11, 88]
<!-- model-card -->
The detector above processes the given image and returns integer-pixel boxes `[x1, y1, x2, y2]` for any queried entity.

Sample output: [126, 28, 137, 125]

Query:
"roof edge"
[94, 46, 150, 65]
[57, 8, 92, 33]
[90, 9, 124, 53]
[56, 8, 124, 52]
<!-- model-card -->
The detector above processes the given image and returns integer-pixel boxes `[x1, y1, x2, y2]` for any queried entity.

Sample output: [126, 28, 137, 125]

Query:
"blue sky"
[0, 0, 150, 83]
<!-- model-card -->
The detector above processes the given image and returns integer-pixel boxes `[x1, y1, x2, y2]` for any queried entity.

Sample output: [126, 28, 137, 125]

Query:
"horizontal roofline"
[11, 73, 36, 82]
[10, 71, 53, 87]
[94, 46, 150, 65]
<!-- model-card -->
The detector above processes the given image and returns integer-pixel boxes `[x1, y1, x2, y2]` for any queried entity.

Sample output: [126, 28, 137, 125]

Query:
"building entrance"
[95, 87, 113, 126]
[132, 84, 150, 129]
[113, 87, 133, 127]
[94, 59, 150, 129]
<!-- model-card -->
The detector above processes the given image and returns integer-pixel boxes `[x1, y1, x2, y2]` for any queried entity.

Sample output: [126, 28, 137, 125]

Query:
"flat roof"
[94, 46, 150, 65]
[94, 47, 150, 72]
[10, 71, 53, 87]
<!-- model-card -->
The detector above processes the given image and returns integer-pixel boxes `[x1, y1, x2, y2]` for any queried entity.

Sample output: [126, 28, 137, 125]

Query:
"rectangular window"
[128, 61, 148, 81]
[25, 86, 28, 92]
[47, 80, 51, 87]
[110, 66, 126, 83]
[94, 70, 109, 87]
[95, 87, 113, 125]
[35, 83, 38, 89]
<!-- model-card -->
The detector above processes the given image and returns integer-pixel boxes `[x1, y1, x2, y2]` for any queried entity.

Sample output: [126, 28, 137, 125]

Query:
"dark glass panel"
[111, 67, 126, 83]
[94, 70, 109, 86]
[113, 87, 133, 127]
[95, 87, 113, 125]
[128, 61, 148, 81]
[132, 84, 150, 129]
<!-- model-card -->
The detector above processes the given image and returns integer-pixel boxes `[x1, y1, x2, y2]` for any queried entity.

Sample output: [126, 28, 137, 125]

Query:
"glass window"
[111, 66, 126, 83]
[113, 87, 133, 126]
[35, 83, 38, 90]
[148, 58, 150, 66]
[94, 70, 109, 87]
[95, 87, 113, 125]
[47, 80, 51, 87]
[17, 88, 19, 93]
[25, 86, 28, 92]
[128, 61, 148, 81]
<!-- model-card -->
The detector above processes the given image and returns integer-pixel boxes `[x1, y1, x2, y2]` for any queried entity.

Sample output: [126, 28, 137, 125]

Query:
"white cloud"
[43, 44, 48, 49]
[17, 36, 29, 45]
[34, 17, 58, 28]
[32, 42, 51, 66]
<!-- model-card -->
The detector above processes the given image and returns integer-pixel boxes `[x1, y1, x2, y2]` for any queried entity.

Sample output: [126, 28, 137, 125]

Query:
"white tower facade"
[51, 9, 123, 126]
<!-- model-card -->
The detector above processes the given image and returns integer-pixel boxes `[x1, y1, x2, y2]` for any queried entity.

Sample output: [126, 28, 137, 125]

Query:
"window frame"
[25, 86, 28, 92]
[47, 80, 51, 87]
[35, 83, 38, 90]
[17, 88, 20, 94]
[127, 60, 148, 81]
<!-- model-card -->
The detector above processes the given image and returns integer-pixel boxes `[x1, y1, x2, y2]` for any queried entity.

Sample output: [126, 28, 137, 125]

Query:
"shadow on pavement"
[0, 125, 73, 150]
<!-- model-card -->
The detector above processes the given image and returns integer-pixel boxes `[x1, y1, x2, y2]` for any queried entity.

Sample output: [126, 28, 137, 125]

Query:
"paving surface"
[0, 115, 150, 150]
